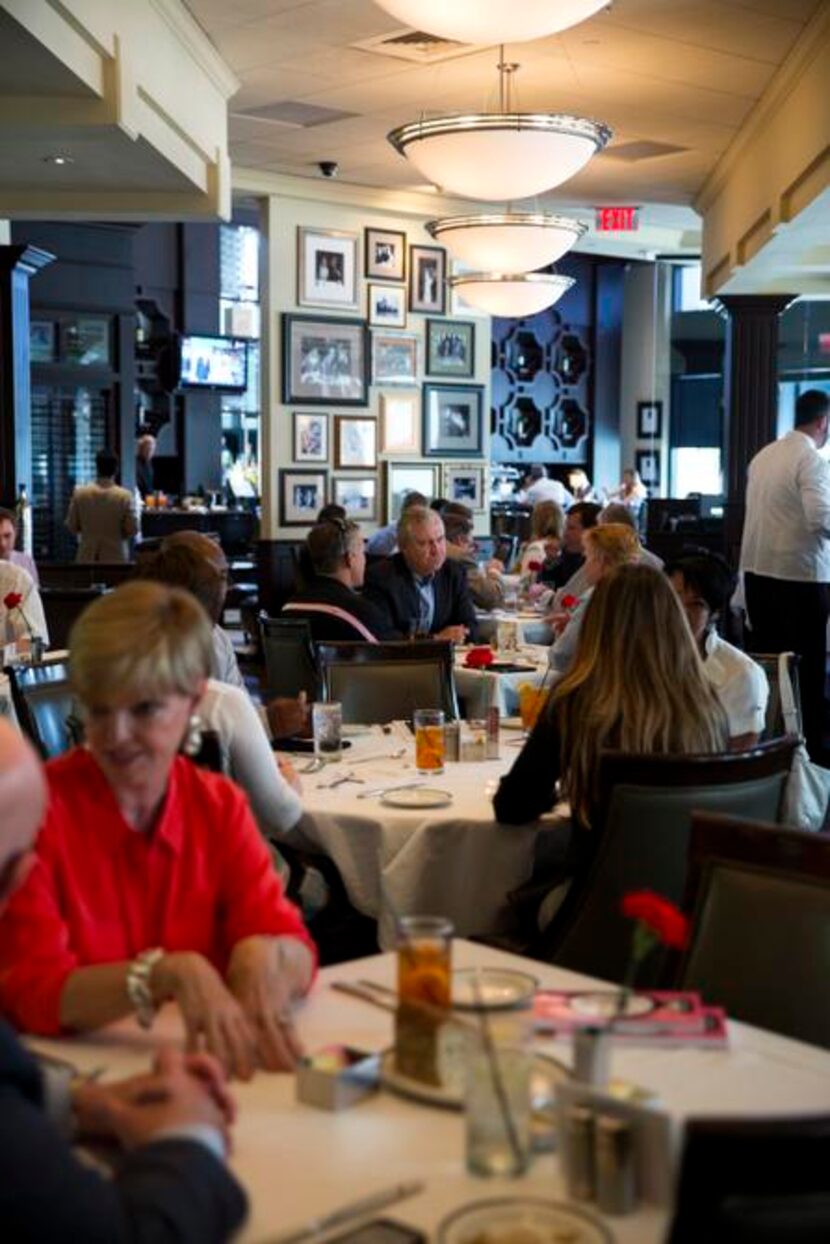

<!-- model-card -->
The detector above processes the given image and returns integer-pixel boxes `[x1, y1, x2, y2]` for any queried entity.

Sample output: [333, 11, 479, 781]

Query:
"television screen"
[179, 334, 248, 392]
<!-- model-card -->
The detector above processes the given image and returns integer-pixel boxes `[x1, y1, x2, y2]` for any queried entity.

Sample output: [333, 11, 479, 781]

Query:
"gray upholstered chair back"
[679, 812, 830, 1049]
[317, 640, 458, 724]
[544, 739, 797, 984]
[6, 658, 82, 759]
[260, 614, 319, 701]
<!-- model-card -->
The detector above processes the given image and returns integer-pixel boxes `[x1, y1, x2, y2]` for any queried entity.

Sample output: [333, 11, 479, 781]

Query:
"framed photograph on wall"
[334, 415, 377, 469]
[423, 383, 484, 458]
[297, 226, 359, 310]
[635, 448, 661, 488]
[282, 314, 369, 406]
[368, 282, 406, 329]
[292, 411, 328, 463]
[636, 400, 663, 439]
[372, 330, 418, 386]
[279, 469, 328, 526]
[365, 227, 406, 282]
[379, 390, 419, 455]
[443, 463, 486, 512]
[30, 320, 55, 363]
[409, 244, 446, 315]
[384, 461, 441, 522]
[426, 318, 475, 378]
[332, 474, 378, 522]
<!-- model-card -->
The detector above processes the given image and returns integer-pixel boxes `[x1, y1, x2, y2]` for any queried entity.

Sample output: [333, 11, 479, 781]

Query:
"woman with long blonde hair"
[495, 563, 728, 831]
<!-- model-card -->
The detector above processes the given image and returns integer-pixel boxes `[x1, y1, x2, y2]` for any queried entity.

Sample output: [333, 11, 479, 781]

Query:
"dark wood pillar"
[0, 244, 54, 505]
[717, 294, 794, 564]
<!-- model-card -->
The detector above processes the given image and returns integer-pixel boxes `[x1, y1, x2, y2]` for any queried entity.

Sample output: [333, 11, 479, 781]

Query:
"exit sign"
[595, 206, 640, 231]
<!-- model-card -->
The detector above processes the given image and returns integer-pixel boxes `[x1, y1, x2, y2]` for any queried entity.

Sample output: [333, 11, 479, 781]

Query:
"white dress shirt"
[522, 478, 574, 508]
[8, 550, 38, 584]
[740, 429, 830, 582]
[0, 562, 49, 644]
[703, 631, 769, 739]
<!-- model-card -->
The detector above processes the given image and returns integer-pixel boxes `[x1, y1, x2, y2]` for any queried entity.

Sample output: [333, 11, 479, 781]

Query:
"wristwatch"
[126, 947, 165, 1029]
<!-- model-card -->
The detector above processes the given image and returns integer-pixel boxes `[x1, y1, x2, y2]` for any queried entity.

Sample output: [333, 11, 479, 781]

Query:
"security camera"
[319, 161, 339, 179]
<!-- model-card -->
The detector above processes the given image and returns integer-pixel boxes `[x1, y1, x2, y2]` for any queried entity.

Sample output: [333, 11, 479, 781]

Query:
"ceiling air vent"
[233, 101, 357, 129]
[351, 28, 473, 63]
[603, 140, 689, 162]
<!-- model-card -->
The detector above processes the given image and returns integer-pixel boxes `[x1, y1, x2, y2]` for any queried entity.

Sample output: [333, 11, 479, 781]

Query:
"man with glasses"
[364, 506, 478, 642]
[283, 519, 400, 642]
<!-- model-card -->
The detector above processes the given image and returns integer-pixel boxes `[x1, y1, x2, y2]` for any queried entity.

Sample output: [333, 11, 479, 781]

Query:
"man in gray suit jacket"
[66, 448, 137, 563]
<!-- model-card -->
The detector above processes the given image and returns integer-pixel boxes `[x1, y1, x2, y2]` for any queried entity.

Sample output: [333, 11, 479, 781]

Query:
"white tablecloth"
[28, 941, 830, 1244]
[475, 610, 553, 648]
[455, 645, 551, 718]
[280, 724, 567, 949]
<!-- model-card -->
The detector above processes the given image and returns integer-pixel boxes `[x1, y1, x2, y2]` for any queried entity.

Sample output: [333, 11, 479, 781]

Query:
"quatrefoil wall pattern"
[491, 308, 591, 466]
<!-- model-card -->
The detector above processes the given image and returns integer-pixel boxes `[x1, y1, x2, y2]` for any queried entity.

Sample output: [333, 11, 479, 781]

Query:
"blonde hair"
[583, 522, 640, 570]
[69, 580, 212, 708]
[551, 563, 728, 825]
[530, 500, 565, 541]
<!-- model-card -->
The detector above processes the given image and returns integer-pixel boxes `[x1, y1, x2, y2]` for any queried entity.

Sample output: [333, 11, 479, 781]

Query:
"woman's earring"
[183, 713, 204, 756]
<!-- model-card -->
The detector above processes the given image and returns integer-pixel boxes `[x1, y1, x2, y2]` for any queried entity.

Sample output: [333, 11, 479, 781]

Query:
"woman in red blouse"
[0, 581, 316, 1080]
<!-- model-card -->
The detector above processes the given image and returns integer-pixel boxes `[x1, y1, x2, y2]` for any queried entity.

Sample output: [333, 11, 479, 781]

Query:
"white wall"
[619, 262, 672, 497]
[257, 186, 491, 540]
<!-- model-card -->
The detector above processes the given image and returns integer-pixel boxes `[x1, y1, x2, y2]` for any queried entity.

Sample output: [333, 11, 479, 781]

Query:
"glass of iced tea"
[518, 682, 547, 733]
[395, 915, 453, 1084]
[413, 708, 445, 775]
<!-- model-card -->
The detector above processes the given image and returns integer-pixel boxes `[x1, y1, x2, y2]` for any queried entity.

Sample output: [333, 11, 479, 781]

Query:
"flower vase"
[572, 1026, 611, 1087]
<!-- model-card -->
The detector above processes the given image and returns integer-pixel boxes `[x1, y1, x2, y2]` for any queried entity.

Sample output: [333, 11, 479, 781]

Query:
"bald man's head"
[0, 722, 46, 908]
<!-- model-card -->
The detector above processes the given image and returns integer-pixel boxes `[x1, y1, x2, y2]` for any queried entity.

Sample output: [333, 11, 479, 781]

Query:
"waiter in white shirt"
[740, 388, 830, 761]
[520, 464, 574, 509]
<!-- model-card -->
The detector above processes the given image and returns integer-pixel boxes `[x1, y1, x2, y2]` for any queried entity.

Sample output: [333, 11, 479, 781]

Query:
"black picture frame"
[409, 244, 446, 315]
[278, 468, 329, 526]
[365, 227, 407, 282]
[637, 400, 663, 439]
[426, 318, 475, 378]
[635, 448, 661, 488]
[422, 383, 484, 458]
[282, 313, 369, 407]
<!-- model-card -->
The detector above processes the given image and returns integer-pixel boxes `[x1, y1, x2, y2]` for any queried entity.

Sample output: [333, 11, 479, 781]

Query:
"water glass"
[312, 701, 342, 762]
[496, 619, 519, 653]
[413, 708, 445, 775]
[395, 916, 453, 1085]
[465, 1006, 532, 1178]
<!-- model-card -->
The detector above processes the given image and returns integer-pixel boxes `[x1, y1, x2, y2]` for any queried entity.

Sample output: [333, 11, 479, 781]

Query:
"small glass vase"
[572, 1026, 611, 1087]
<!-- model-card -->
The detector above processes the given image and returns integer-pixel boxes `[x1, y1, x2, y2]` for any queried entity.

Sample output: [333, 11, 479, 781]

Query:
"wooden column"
[0, 244, 54, 505]
[717, 294, 794, 564]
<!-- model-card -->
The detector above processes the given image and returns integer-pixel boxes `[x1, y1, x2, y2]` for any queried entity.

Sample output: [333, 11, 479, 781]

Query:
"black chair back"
[317, 640, 458, 724]
[6, 657, 83, 760]
[40, 585, 106, 651]
[539, 738, 797, 983]
[678, 811, 830, 1048]
[668, 1115, 830, 1243]
[260, 614, 320, 701]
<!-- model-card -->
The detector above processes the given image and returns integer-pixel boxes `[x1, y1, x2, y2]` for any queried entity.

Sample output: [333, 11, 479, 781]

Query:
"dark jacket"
[0, 1019, 246, 1243]
[283, 576, 401, 643]
[364, 553, 479, 641]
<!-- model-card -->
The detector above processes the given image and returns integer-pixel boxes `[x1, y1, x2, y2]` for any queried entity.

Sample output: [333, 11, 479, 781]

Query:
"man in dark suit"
[0, 720, 247, 1243]
[364, 505, 478, 641]
[283, 517, 401, 643]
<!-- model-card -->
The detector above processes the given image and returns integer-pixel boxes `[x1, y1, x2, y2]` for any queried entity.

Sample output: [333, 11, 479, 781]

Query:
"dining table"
[474, 609, 554, 648]
[277, 722, 568, 950]
[454, 644, 551, 719]
[28, 940, 830, 1244]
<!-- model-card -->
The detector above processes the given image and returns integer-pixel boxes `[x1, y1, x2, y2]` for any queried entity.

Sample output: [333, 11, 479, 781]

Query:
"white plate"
[380, 1048, 569, 1112]
[452, 968, 537, 1010]
[569, 991, 655, 1020]
[380, 787, 452, 809]
[438, 1198, 613, 1244]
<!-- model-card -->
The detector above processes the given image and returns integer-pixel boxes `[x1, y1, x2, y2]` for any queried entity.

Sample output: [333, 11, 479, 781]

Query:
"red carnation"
[561, 594, 580, 610]
[464, 645, 495, 669]
[621, 890, 689, 950]
[3, 592, 22, 610]
[526, 560, 544, 574]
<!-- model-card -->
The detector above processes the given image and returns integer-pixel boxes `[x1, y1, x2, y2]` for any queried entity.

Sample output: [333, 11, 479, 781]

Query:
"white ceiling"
[184, 0, 822, 220]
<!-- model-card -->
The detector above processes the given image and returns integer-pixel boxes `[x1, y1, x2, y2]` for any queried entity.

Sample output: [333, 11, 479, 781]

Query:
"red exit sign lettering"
[595, 206, 640, 232]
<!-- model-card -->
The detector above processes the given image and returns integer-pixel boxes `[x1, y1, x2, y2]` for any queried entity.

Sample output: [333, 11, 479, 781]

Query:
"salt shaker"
[563, 1104, 595, 1201]
[595, 1114, 636, 1215]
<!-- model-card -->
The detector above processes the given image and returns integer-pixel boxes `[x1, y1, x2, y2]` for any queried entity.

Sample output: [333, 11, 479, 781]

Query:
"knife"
[356, 780, 425, 800]
[266, 1180, 424, 1244]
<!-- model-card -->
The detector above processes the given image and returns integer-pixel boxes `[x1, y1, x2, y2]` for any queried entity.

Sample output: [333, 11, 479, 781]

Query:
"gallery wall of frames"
[269, 195, 491, 537]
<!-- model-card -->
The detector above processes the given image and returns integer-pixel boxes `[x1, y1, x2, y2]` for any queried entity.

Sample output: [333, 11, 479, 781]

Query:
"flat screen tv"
[178, 334, 248, 392]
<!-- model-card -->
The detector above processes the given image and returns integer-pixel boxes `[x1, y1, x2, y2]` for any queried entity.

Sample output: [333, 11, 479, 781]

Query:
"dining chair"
[259, 614, 320, 701]
[39, 585, 107, 651]
[747, 651, 802, 740]
[675, 811, 830, 1049]
[668, 1114, 830, 1243]
[532, 737, 797, 983]
[316, 640, 459, 724]
[6, 657, 83, 760]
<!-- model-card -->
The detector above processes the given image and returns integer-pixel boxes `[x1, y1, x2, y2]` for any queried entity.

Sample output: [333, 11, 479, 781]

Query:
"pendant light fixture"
[426, 213, 586, 271]
[449, 272, 574, 318]
[388, 55, 610, 201]
[373, 0, 608, 45]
